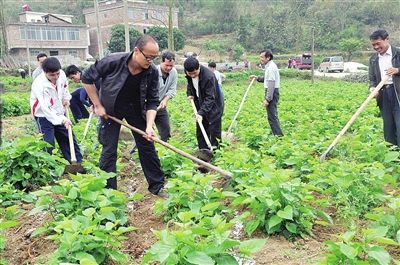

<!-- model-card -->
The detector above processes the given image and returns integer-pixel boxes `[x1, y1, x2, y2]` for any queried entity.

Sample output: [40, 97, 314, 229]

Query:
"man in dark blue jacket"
[184, 57, 224, 151]
[81, 35, 166, 197]
[369, 29, 400, 147]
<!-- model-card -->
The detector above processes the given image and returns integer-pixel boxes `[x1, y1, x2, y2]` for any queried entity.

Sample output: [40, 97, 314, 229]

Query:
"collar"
[379, 46, 392, 57]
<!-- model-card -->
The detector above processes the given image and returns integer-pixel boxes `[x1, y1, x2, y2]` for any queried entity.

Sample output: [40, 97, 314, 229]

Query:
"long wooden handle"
[108, 115, 233, 178]
[228, 78, 255, 133]
[65, 107, 77, 163]
[320, 75, 389, 161]
[189, 98, 213, 150]
[82, 111, 94, 140]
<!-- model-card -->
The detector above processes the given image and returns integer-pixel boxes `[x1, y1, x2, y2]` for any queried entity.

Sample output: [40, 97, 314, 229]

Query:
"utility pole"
[311, 27, 315, 85]
[25, 23, 31, 76]
[167, 0, 174, 51]
[123, 0, 130, 52]
[94, 0, 104, 58]
[0, 0, 8, 56]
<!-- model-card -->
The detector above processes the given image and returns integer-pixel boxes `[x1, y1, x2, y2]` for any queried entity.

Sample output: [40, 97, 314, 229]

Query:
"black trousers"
[196, 116, 222, 150]
[267, 88, 283, 136]
[155, 107, 171, 142]
[98, 104, 165, 193]
[379, 84, 400, 147]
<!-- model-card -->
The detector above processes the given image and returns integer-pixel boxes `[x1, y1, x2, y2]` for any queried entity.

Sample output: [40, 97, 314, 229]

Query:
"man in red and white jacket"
[30, 57, 82, 163]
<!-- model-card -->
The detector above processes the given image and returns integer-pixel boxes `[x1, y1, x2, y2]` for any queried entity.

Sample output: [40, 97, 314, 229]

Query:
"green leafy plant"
[320, 228, 399, 265]
[31, 172, 140, 264]
[143, 213, 266, 265]
[0, 136, 66, 190]
[155, 172, 233, 222]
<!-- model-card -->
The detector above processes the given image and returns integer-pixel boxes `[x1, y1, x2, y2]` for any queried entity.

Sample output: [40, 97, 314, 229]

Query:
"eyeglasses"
[138, 48, 159, 61]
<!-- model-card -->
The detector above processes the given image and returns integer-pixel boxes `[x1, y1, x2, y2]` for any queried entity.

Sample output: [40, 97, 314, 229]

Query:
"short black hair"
[260, 49, 273, 60]
[65, 64, 81, 77]
[184, 56, 200, 72]
[42, 57, 61, 73]
[134, 34, 157, 50]
[370, 29, 389, 40]
[208, 62, 216, 68]
[161, 50, 175, 62]
[37, 53, 47, 61]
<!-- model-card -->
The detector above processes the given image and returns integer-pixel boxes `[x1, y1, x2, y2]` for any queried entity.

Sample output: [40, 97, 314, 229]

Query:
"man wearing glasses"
[82, 35, 167, 198]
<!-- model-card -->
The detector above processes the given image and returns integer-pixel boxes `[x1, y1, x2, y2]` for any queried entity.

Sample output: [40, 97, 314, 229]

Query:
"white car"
[319, 56, 344, 73]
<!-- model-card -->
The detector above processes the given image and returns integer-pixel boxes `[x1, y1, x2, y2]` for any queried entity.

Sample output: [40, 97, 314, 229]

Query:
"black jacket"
[369, 45, 400, 107]
[186, 65, 224, 122]
[81, 52, 159, 117]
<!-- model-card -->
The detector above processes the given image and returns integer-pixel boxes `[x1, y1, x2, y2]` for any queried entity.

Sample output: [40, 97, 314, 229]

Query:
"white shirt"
[264, 60, 280, 88]
[192, 76, 199, 97]
[378, 46, 393, 84]
[214, 70, 225, 86]
[30, 70, 71, 125]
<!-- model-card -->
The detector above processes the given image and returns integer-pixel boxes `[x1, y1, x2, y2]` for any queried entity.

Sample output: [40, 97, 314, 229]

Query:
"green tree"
[339, 38, 364, 61]
[108, 24, 141, 53]
[231, 44, 245, 62]
[147, 26, 185, 51]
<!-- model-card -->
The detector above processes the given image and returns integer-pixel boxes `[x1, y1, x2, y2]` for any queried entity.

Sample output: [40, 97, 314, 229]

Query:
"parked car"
[318, 56, 344, 73]
[288, 53, 312, 70]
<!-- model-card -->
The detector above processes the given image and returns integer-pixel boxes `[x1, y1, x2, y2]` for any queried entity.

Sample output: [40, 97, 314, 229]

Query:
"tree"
[231, 44, 244, 62]
[108, 24, 141, 53]
[147, 26, 185, 51]
[339, 38, 364, 61]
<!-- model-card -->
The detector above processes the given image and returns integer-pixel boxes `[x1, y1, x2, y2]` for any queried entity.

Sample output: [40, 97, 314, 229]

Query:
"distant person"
[32, 53, 47, 80]
[81, 35, 166, 197]
[30, 57, 82, 163]
[250, 49, 283, 136]
[369, 29, 400, 147]
[184, 57, 224, 151]
[17, 68, 26, 79]
[208, 62, 225, 95]
[65, 65, 94, 123]
[155, 51, 177, 142]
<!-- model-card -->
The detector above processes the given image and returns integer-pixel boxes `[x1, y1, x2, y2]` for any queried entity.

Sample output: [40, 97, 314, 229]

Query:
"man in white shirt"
[208, 62, 225, 93]
[32, 53, 47, 80]
[250, 49, 283, 136]
[155, 51, 177, 141]
[30, 57, 82, 162]
[369, 29, 400, 147]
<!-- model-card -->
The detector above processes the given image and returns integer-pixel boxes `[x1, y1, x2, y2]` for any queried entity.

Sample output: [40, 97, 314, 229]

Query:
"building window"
[144, 11, 148, 20]
[49, 50, 59, 56]
[68, 50, 78, 57]
[30, 50, 41, 57]
[20, 26, 79, 41]
[128, 7, 134, 19]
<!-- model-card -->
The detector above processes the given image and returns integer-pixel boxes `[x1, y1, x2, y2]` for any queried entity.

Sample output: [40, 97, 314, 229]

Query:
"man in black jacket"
[369, 29, 400, 147]
[81, 35, 166, 197]
[184, 57, 224, 151]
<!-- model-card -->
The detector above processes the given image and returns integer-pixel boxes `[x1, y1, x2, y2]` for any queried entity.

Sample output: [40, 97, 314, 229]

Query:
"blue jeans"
[35, 117, 82, 163]
[379, 84, 400, 147]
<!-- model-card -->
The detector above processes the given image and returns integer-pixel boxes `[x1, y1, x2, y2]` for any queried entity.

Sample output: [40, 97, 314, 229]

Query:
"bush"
[342, 72, 369, 83]
[280, 68, 312, 80]
[2, 93, 30, 117]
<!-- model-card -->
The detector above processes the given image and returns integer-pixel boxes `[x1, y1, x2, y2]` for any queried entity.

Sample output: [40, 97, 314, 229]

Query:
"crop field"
[0, 71, 399, 265]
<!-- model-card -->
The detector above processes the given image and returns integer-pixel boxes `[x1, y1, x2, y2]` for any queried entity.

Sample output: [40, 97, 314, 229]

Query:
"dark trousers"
[98, 104, 165, 193]
[70, 92, 89, 123]
[267, 88, 283, 136]
[196, 116, 222, 150]
[155, 108, 171, 142]
[35, 117, 82, 163]
[379, 84, 400, 147]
